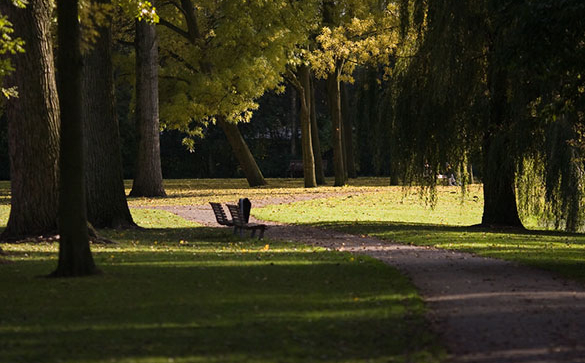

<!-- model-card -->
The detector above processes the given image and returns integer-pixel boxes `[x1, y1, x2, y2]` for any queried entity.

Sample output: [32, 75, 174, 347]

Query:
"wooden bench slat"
[209, 202, 233, 226]
[226, 204, 267, 239]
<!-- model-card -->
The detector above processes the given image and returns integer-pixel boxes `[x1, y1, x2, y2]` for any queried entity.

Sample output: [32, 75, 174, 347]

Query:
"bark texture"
[52, 0, 98, 277]
[298, 66, 317, 188]
[326, 66, 346, 186]
[310, 76, 326, 185]
[217, 118, 267, 187]
[130, 20, 166, 197]
[82, 0, 135, 228]
[0, 0, 60, 241]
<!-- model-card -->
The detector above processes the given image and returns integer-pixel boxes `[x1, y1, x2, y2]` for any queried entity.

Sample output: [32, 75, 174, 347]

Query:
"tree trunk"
[297, 66, 317, 188]
[0, 0, 60, 241]
[290, 88, 298, 157]
[341, 82, 357, 178]
[52, 0, 99, 277]
[217, 118, 267, 187]
[481, 134, 523, 227]
[326, 65, 346, 186]
[130, 20, 166, 197]
[82, 0, 135, 228]
[310, 75, 326, 185]
[481, 58, 523, 228]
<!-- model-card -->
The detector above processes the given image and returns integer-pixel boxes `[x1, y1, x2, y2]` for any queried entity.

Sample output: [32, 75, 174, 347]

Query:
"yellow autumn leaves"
[308, 4, 401, 82]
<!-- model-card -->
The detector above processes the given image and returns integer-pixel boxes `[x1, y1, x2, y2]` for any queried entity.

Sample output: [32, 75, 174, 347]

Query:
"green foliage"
[0, 207, 444, 363]
[308, 2, 401, 83]
[0, 6, 25, 99]
[389, 0, 585, 229]
[156, 0, 312, 134]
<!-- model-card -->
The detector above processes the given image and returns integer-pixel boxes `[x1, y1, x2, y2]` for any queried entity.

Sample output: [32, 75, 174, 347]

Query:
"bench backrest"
[210, 202, 230, 225]
[226, 204, 245, 227]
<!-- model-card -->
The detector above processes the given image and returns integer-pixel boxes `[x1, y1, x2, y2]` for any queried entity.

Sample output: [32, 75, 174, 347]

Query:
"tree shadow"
[0, 226, 442, 363]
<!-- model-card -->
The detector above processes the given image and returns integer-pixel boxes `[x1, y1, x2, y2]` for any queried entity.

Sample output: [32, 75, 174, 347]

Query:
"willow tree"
[0, 0, 60, 241]
[392, 0, 585, 230]
[154, 0, 312, 187]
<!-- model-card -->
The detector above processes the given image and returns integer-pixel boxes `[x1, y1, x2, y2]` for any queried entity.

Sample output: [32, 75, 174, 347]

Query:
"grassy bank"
[254, 186, 585, 283]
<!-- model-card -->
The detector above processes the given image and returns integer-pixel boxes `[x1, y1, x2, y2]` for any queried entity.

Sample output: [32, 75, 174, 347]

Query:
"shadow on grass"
[309, 220, 585, 238]
[0, 225, 443, 363]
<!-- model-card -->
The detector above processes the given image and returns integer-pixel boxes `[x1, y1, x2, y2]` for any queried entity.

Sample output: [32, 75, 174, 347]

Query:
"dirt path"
[156, 200, 585, 363]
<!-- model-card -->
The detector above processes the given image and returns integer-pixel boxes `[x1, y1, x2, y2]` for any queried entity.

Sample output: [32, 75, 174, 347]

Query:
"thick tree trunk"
[217, 118, 267, 187]
[326, 65, 346, 186]
[290, 88, 298, 157]
[52, 0, 98, 277]
[298, 66, 317, 188]
[481, 58, 523, 228]
[341, 83, 357, 178]
[310, 75, 326, 185]
[0, 0, 59, 241]
[82, 0, 135, 228]
[481, 134, 523, 227]
[130, 20, 166, 197]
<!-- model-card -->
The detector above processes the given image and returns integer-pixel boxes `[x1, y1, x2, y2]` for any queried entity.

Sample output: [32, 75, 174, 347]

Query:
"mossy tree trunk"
[52, 0, 99, 277]
[217, 118, 267, 187]
[130, 20, 166, 197]
[0, 0, 60, 241]
[82, 0, 135, 228]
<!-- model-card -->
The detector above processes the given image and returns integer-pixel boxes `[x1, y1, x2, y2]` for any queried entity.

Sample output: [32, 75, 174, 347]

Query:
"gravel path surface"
[155, 201, 585, 363]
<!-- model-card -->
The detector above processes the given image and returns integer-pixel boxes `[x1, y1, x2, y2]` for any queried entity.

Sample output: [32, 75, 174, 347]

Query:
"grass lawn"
[0, 183, 444, 363]
[254, 184, 585, 283]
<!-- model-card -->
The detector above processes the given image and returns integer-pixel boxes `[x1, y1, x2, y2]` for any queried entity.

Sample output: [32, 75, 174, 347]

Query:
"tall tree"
[309, 0, 400, 186]
[326, 64, 346, 186]
[130, 19, 166, 197]
[82, 0, 136, 227]
[51, 0, 98, 277]
[341, 82, 357, 178]
[287, 65, 317, 187]
[0, 0, 60, 241]
[310, 75, 326, 185]
[155, 0, 314, 187]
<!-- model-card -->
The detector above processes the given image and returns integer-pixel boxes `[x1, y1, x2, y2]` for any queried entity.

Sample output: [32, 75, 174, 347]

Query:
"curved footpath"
[158, 204, 585, 363]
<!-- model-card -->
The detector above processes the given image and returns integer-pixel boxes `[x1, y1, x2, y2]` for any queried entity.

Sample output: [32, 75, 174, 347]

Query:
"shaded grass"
[0, 208, 444, 363]
[254, 187, 585, 283]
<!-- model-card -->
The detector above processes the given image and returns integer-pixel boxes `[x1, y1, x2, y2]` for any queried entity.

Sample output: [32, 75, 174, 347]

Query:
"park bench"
[226, 203, 267, 239]
[209, 202, 234, 227]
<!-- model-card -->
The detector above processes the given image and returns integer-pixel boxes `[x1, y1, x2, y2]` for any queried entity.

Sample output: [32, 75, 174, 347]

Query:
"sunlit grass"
[0, 187, 444, 363]
[254, 186, 585, 283]
[254, 185, 484, 226]
[121, 177, 395, 207]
